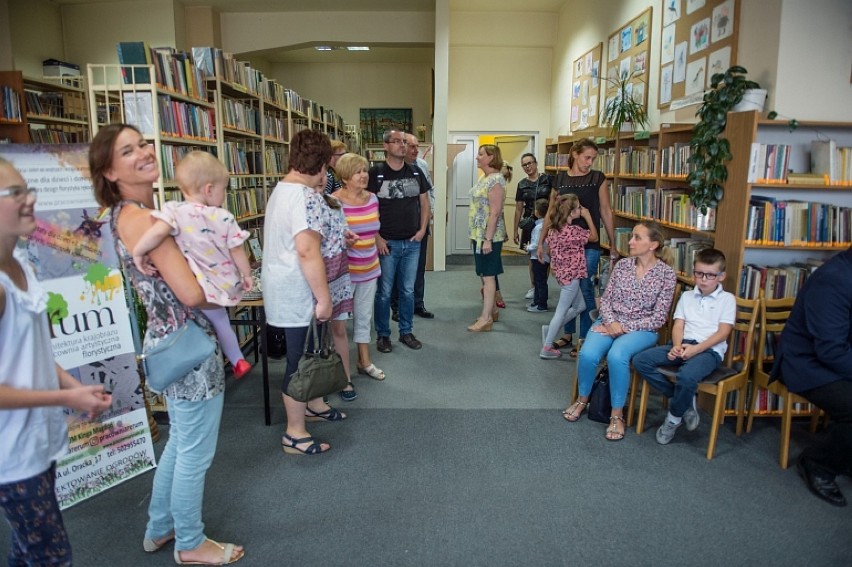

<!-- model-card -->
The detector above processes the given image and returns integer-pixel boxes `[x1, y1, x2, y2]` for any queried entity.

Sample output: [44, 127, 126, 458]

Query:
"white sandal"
[357, 363, 386, 381]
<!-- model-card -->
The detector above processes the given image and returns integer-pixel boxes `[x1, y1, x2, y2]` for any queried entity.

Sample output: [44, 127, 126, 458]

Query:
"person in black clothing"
[773, 246, 852, 507]
[514, 153, 552, 300]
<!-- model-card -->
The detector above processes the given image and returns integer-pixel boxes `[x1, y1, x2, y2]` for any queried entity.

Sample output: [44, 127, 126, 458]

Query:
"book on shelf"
[786, 172, 828, 185]
[122, 92, 155, 136]
[810, 139, 837, 182]
[1, 85, 22, 121]
[667, 237, 713, 277]
[747, 142, 791, 183]
[117, 41, 153, 84]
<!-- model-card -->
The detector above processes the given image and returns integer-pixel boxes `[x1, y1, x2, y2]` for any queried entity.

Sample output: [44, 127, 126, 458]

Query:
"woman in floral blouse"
[467, 144, 507, 332]
[563, 221, 676, 441]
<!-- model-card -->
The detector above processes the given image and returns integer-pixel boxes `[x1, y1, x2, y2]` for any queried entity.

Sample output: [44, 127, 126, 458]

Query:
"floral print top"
[599, 256, 677, 333]
[111, 200, 224, 401]
[546, 223, 590, 285]
[468, 172, 507, 245]
[305, 191, 353, 318]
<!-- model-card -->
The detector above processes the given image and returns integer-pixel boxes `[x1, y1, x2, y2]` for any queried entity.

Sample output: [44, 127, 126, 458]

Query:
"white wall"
[448, 11, 556, 149]
[8, 0, 65, 75]
[268, 61, 433, 134]
[220, 11, 434, 54]
[61, 0, 178, 70]
[773, 0, 852, 121]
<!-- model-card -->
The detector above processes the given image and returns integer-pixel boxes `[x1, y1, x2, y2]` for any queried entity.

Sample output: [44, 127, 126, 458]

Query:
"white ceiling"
[52, 0, 567, 64]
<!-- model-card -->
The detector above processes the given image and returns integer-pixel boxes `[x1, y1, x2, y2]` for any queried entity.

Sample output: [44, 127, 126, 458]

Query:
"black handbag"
[518, 215, 536, 230]
[265, 324, 287, 359]
[587, 365, 612, 423]
[286, 317, 348, 402]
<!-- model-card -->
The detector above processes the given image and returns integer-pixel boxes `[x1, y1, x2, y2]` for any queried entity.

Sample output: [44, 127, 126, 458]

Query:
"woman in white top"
[0, 158, 112, 566]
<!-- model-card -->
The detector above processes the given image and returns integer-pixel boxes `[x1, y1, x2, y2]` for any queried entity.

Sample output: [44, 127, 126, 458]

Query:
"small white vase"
[732, 89, 767, 112]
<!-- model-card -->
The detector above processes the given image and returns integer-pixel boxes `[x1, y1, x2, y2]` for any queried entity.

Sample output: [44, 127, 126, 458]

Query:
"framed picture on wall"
[360, 108, 413, 144]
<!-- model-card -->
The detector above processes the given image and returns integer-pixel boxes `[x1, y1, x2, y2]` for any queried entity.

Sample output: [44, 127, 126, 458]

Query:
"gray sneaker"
[683, 406, 700, 431]
[656, 420, 681, 445]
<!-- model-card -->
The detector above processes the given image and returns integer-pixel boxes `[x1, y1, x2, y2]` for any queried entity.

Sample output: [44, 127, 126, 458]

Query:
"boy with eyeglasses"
[632, 248, 736, 444]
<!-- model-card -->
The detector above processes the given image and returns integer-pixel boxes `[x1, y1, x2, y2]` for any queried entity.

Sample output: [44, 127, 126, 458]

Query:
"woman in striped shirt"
[333, 153, 386, 385]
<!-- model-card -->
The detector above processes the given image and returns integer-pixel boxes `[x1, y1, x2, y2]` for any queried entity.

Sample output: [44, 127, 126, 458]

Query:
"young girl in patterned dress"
[539, 193, 598, 359]
[132, 151, 254, 379]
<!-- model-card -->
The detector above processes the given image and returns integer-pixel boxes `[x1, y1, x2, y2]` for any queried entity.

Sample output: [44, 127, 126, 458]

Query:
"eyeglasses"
[693, 271, 721, 280]
[0, 186, 38, 202]
[521, 161, 536, 168]
[387, 139, 406, 145]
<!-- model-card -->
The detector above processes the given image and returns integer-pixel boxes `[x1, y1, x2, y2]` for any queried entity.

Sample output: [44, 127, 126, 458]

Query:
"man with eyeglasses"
[368, 130, 431, 353]
[390, 133, 435, 321]
[773, 245, 852, 507]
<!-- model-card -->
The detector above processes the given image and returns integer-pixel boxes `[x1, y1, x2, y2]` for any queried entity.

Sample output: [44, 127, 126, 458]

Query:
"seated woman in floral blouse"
[562, 221, 677, 441]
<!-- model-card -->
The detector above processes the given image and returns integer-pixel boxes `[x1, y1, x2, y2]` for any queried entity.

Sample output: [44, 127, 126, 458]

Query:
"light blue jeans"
[145, 392, 225, 552]
[577, 324, 658, 409]
[375, 239, 421, 337]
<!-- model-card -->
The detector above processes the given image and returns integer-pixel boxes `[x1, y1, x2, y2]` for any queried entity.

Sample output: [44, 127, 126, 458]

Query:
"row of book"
[28, 125, 87, 144]
[746, 143, 791, 183]
[221, 141, 263, 176]
[225, 185, 264, 219]
[618, 146, 657, 176]
[1, 85, 22, 121]
[660, 142, 691, 177]
[746, 196, 851, 245]
[264, 146, 288, 176]
[159, 143, 206, 183]
[220, 98, 260, 135]
[122, 92, 216, 141]
[24, 90, 81, 120]
[739, 259, 823, 300]
[612, 185, 716, 231]
[603, 227, 712, 278]
[191, 47, 263, 96]
[262, 111, 288, 143]
[809, 139, 852, 184]
[117, 42, 206, 101]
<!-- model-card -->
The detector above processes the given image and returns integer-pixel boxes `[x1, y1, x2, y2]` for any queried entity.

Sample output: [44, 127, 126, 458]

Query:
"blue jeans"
[577, 324, 658, 409]
[146, 392, 225, 552]
[375, 239, 421, 337]
[392, 231, 429, 311]
[564, 248, 600, 339]
[632, 342, 721, 417]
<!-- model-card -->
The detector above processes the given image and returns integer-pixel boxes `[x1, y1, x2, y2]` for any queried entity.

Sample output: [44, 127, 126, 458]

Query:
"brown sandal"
[605, 416, 625, 441]
[562, 401, 588, 422]
[553, 335, 573, 349]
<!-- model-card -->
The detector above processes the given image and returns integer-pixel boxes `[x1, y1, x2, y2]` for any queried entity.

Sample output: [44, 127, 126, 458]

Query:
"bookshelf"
[0, 71, 90, 144]
[714, 111, 851, 298]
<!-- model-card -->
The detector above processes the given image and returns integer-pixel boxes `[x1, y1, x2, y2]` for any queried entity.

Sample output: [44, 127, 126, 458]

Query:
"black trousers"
[798, 379, 852, 477]
[392, 230, 428, 312]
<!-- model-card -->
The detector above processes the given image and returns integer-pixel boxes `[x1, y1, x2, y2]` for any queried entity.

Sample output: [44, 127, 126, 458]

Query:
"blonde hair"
[330, 139, 347, 154]
[635, 221, 674, 265]
[335, 153, 369, 183]
[175, 151, 229, 197]
[548, 193, 580, 232]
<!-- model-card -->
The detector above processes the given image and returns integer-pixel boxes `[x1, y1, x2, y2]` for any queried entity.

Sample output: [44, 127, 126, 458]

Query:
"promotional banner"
[0, 144, 155, 509]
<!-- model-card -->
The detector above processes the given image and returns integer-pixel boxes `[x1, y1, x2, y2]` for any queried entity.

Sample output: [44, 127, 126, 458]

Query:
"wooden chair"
[626, 283, 682, 427]
[745, 296, 821, 469]
[633, 296, 760, 460]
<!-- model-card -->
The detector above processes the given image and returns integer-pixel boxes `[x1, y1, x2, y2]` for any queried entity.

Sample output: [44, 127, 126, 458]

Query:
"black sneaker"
[377, 336, 392, 353]
[415, 307, 435, 319]
[399, 333, 422, 350]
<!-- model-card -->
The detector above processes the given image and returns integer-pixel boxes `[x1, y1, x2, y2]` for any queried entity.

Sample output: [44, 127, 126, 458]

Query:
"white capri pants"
[352, 278, 378, 344]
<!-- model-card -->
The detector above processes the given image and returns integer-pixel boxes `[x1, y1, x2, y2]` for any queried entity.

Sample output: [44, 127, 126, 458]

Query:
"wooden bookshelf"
[1, 71, 91, 144]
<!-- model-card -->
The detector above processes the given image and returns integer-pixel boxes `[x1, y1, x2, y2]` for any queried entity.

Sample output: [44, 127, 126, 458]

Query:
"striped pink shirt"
[341, 194, 381, 283]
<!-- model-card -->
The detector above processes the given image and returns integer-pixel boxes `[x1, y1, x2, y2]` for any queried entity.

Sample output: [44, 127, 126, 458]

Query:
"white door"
[448, 134, 477, 254]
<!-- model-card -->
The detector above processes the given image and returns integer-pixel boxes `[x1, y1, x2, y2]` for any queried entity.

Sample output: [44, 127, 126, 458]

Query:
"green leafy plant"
[687, 65, 761, 213]
[600, 70, 649, 137]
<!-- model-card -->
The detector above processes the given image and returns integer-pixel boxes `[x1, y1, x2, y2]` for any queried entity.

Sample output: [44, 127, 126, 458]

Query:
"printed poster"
[0, 145, 155, 509]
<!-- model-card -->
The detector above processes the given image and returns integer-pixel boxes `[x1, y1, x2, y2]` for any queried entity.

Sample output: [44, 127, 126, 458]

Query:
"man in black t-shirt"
[368, 129, 431, 353]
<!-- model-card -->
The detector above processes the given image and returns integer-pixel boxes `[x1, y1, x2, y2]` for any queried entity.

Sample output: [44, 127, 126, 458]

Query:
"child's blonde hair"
[175, 151, 229, 197]
[548, 193, 580, 232]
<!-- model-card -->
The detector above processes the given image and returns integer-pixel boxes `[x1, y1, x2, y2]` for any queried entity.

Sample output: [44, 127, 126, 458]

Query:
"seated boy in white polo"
[632, 248, 736, 445]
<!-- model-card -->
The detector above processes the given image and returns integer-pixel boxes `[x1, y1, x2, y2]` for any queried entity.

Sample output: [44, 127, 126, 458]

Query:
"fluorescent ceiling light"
[346, 46, 370, 51]
[315, 46, 333, 51]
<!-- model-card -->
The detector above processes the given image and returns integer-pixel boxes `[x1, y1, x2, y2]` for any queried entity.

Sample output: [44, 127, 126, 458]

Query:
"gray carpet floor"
[3, 264, 851, 566]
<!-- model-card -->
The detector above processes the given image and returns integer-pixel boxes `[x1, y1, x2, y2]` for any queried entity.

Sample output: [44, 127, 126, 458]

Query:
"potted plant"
[601, 70, 649, 137]
[687, 65, 761, 213]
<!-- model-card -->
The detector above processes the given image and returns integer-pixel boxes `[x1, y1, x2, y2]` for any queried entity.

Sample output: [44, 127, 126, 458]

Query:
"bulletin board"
[604, 8, 653, 123]
[570, 43, 603, 132]
[658, 0, 740, 109]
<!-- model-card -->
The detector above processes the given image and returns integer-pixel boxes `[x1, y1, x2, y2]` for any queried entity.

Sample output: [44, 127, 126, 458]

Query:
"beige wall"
[0, 0, 14, 70]
[8, 0, 65, 75]
[267, 61, 432, 134]
[61, 0, 178, 71]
